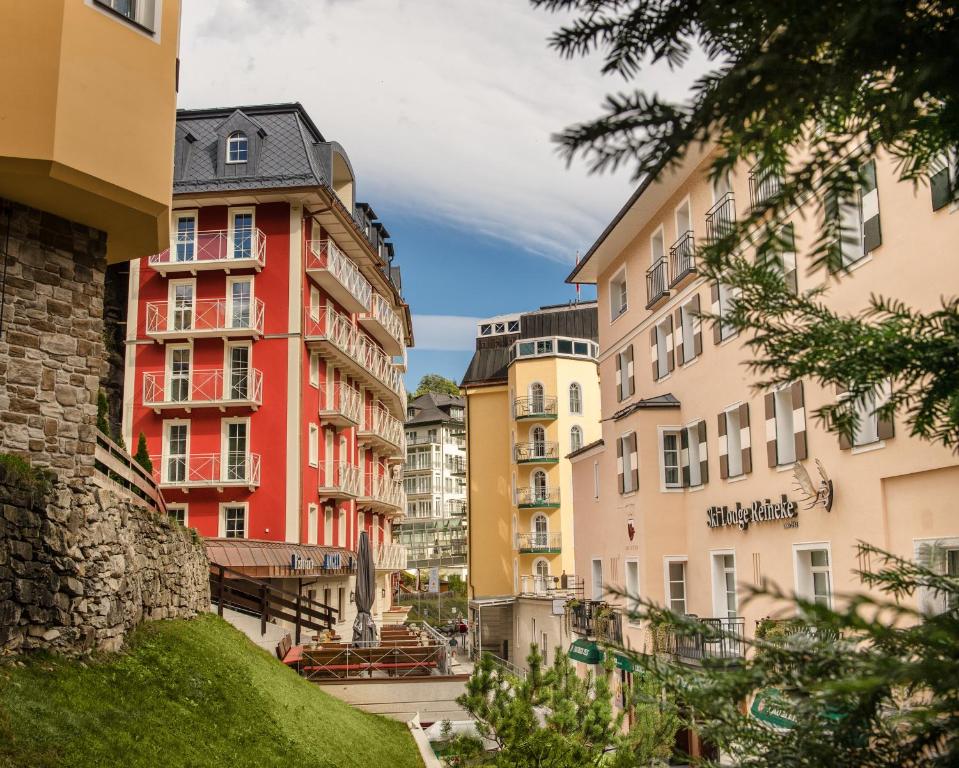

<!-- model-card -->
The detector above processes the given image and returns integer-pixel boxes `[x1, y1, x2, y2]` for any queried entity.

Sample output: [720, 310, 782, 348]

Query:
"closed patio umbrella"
[352, 531, 378, 646]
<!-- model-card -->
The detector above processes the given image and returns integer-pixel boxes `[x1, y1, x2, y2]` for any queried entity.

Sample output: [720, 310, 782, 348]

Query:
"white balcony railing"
[304, 305, 406, 412]
[145, 298, 265, 339]
[318, 381, 362, 427]
[359, 292, 404, 355]
[375, 542, 409, 571]
[142, 368, 263, 411]
[359, 404, 405, 455]
[318, 461, 361, 498]
[152, 452, 261, 489]
[515, 532, 562, 551]
[148, 228, 266, 273]
[306, 239, 373, 314]
[360, 473, 406, 512]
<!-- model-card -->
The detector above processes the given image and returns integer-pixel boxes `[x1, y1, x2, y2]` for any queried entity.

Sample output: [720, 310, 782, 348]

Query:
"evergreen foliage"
[413, 373, 461, 398]
[134, 432, 153, 474]
[96, 390, 110, 437]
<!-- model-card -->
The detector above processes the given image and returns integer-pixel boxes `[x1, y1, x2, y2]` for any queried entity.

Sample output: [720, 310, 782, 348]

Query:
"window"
[338, 509, 346, 545]
[685, 423, 704, 487]
[168, 346, 190, 402]
[309, 424, 319, 467]
[170, 281, 194, 331]
[831, 159, 881, 266]
[324, 507, 334, 544]
[715, 282, 738, 342]
[532, 514, 548, 548]
[568, 383, 582, 414]
[713, 553, 737, 618]
[309, 286, 321, 322]
[593, 461, 600, 499]
[853, 391, 880, 447]
[173, 213, 196, 262]
[230, 209, 255, 260]
[617, 433, 638, 494]
[529, 383, 545, 414]
[532, 469, 548, 501]
[759, 224, 798, 294]
[100, 0, 137, 20]
[531, 425, 546, 457]
[615, 346, 634, 401]
[570, 426, 583, 453]
[307, 504, 318, 545]
[534, 558, 550, 579]
[931, 151, 957, 211]
[223, 505, 247, 538]
[679, 299, 699, 364]
[224, 420, 248, 481]
[95, 0, 157, 32]
[227, 344, 250, 400]
[624, 560, 641, 621]
[667, 560, 687, 614]
[228, 277, 253, 329]
[591, 558, 603, 601]
[653, 320, 671, 380]
[227, 132, 249, 164]
[310, 353, 319, 388]
[167, 505, 187, 526]
[165, 422, 188, 483]
[795, 546, 832, 608]
[610, 268, 628, 320]
[661, 430, 681, 488]
[725, 406, 743, 478]
[774, 387, 796, 465]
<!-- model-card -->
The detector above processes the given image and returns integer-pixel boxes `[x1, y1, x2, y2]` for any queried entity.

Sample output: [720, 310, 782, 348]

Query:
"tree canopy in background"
[533, 0, 959, 449]
[413, 373, 461, 399]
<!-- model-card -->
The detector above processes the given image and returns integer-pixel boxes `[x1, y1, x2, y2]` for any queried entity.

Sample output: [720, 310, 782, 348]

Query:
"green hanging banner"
[568, 639, 604, 665]
[750, 688, 797, 729]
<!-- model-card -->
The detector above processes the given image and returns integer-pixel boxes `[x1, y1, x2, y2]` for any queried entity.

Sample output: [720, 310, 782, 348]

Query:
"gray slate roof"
[406, 392, 465, 426]
[612, 393, 681, 421]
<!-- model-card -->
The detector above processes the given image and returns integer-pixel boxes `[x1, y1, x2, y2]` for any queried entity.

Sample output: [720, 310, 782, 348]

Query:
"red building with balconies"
[122, 103, 413, 631]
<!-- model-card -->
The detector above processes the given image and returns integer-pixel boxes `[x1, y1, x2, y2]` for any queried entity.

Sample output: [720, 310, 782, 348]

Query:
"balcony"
[513, 396, 558, 421]
[152, 453, 261, 491]
[646, 257, 669, 308]
[306, 239, 372, 314]
[748, 163, 783, 211]
[516, 487, 560, 508]
[668, 230, 696, 287]
[446, 499, 467, 516]
[570, 601, 623, 645]
[404, 457, 441, 474]
[374, 542, 409, 572]
[359, 474, 406, 514]
[652, 616, 745, 662]
[148, 228, 266, 275]
[318, 462, 361, 499]
[755, 617, 841, 645]
[304, 305, 406, 414]
[513, 441, 559, 464]
[515, 531, 561, 554]
[318, 381, 362, 428]
[142, 368, 263, 412]
[359, 292, 404, 356]
[518, 573, 584, 599]
[145, 298, 265, 342]
[358, 404, 404, 457]
[705, 192, 736, 244]
[447, 456, 466, 475]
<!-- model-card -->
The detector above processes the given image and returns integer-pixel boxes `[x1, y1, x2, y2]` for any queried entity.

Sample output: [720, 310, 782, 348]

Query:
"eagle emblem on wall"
[792, 460, 834, 512]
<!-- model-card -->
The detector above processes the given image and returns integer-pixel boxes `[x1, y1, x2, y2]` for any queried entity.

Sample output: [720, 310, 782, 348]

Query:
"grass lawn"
[0, 614, 423, 768]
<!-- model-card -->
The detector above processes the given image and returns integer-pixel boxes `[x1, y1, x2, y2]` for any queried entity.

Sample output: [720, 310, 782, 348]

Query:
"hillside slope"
[0, 614, 423, 768]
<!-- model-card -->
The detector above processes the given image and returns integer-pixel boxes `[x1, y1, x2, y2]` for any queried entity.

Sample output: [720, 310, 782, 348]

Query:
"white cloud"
[179, 0, 702, 262]
[412, 315, 482, 351]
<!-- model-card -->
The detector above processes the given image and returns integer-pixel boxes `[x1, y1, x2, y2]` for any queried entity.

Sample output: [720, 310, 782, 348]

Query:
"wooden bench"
[301, 644, 441, 680]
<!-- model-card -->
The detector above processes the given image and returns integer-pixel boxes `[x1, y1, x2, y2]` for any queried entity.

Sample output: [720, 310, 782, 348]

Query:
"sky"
[177, 0, 703, 388]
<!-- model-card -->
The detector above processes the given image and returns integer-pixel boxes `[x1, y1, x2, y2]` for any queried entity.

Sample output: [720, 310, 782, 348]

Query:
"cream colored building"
[566, 142, 959, 686]
[462, 303, 601, 666]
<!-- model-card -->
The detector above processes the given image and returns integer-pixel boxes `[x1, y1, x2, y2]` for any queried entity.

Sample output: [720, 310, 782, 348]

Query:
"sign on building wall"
[706, 494, 798, 532]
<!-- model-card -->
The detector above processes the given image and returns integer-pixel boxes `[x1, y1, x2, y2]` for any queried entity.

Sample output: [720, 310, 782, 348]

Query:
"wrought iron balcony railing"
[646, 256, 669, 308]
[668, 230, 696, 287]
[705, 192, 736, 244]
[446, 499, 467, 516]
[318, 381, 362, 427]
[318, 461, 361, 498]
[515, 531, 561, 553]
[359, 292, 405, 356]
[152, 452, 261, 490]
[146, 297, 265, 340]
[516, 487, 560, 508]
[755, 617, 841, 644]
[748, 163, 783, 211]
[306, 238, 372, 314]
[513, 441, 559, 464]
[519, 573, 584, 598]
[142, 367, 263, 411]
[652, 616, 745, 662]
[149, 228, 267, 274]
[513, 396, 558, 420]
[570, 601, 623, 644]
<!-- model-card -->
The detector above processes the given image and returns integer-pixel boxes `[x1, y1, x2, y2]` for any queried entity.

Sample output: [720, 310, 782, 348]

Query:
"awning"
[205, 538, 356, 579]
[568, 639, 604, 665]
[750, 688, 796, 729]
[615, 653, 643, 673]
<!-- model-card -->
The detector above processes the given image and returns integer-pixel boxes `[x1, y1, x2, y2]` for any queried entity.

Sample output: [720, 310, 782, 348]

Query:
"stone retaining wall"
[0, 477, 210, 655]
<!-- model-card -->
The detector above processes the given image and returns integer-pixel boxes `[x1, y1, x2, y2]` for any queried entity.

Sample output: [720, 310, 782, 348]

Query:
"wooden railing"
[93, 432, 166, 515]
[209, 563, 337, 644]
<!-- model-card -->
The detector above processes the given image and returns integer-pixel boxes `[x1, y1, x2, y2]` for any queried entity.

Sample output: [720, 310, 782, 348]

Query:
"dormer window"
[227, 132, 248, 164]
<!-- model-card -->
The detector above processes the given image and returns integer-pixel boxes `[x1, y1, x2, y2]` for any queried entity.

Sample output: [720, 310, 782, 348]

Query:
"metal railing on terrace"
[142, 368, 263, 411]
[654, 616, 745, 662]
[360, 292, 404, 355]
[374, 542, 409, 571]
[306, 238, 372, 314]
[447, 455, 466, 474]
[705, 192, 736, 244]
[318, 461, 361, 498]
[570, 601, 624, 645]
[149, 228, 267, 273]
[513, 396, 558, 420]
[359, 474, 405, 513]
[152, 452, 261, 490]
[516, 487, 560, 507]
[404, 478, 443, 496]
[513, 441, 559, 463]
[646, 257, 669, 307]
[748, 163, 783, 211]
[359, 404, 404, 454]
[405, 455, 442, 472]
[668, 230, 696, 287]
[318, 381, 362, 427]
[515, 531, 561, 553]
[146, 297, 265, 340]
[446, 499, 467, 516]
[518, 573, 584, 599]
